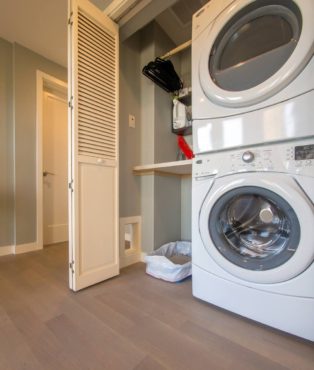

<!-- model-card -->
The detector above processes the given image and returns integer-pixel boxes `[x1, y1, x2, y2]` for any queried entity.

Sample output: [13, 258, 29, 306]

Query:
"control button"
[196, 160, 202, 164]
[242, 151, 255, 163]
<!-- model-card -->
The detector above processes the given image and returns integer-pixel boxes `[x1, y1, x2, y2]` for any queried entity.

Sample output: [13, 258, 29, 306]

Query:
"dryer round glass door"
[208, 186, 300, 271]
[199, 0, 314, 107]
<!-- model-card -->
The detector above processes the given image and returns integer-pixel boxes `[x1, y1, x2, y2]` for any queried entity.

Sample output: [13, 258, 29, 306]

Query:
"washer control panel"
[229, 148, 275, 172]
[193, 139, 314, 178]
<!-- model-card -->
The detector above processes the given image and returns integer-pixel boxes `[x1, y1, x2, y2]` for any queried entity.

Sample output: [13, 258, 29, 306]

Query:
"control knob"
[242, 151, 255, 163]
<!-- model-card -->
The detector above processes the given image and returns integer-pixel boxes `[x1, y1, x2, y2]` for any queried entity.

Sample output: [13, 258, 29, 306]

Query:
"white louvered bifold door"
[68, 0, 119, 291]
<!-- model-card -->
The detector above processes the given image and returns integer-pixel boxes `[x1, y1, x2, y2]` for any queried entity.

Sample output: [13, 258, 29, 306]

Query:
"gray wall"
[140, 23, 156, 252]
[153, 23, 181, 249]
[140, 23, 182, 252]
[14, 44, 67, 245]
[180, 47, 192, 241]
[0, 38, 14, 247]
[0, 39, 67, 248]
[180, 48, 192, 88]
[120, 22, 192, 252]
[119, 33, 142, 218]
[181, 177, 191, 241]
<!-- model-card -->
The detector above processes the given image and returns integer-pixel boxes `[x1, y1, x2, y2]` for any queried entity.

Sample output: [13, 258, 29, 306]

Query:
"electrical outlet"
[128, 114, 135, 128]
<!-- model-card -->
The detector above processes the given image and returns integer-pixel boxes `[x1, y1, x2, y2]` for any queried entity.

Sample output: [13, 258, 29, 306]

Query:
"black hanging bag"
[142, 57, 183, 93]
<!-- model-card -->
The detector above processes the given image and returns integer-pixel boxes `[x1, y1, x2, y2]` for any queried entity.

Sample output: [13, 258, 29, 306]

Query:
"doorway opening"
[36, 71, 68, 250]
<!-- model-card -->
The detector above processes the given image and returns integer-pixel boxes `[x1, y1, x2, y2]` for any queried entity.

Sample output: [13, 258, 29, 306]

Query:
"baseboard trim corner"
[0, 245, 15, 257]
[14, 242, 42, 255]
[140, 252, 147, 262]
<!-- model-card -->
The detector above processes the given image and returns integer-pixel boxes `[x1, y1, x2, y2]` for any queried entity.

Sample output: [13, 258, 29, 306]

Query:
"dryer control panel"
[193, 139, 314, 179]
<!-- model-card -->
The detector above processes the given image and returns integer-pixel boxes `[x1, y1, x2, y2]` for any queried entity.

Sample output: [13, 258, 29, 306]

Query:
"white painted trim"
[120, 250, 142, 268]
[0, 243, 41, 256]
[119, 216, 142, 267]
[118, 0, 151, 26]
[104, 0, 147, 20]
[36, 71, 67, 252]
[0, 245, 15, 257]
[140, 252, 147, 262]
[14, 243, 41, 255]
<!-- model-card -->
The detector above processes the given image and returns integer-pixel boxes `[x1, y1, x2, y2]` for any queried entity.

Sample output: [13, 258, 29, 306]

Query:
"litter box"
[144, 241, 191, 282]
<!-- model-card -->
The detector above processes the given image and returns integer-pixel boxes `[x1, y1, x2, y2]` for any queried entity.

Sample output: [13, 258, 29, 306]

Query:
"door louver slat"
[78, 82, 115, 106]
[78, 68, 116, 94]
[78, 80, 114, 101]
[79, 124, 116, 138]
[79, 140, 116, 152]
[79, 52, 115, 88]
[79, 146, 115, 156]
[78, 103, 116, 123]
[78, 32, 116, 66]
[78, 56, 115, 88]
[80, 127, 115, 142]
[77, 10, 116, 159]
[78, 12, 115, 48]
[78, 74, 116, 100]
[78, 115, 115, 130]
[79, 132, 116, 145]
[78, 94, 115, 114]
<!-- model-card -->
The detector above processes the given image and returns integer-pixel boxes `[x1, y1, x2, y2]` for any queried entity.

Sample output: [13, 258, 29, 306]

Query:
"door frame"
[36, 71, 68, 250]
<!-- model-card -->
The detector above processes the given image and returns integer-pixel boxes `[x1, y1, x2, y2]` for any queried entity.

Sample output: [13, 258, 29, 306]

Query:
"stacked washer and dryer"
[191, 0, 314, 341]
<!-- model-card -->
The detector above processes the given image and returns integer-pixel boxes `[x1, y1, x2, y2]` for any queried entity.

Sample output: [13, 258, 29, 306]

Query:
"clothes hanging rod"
[161, 40, 192, 59]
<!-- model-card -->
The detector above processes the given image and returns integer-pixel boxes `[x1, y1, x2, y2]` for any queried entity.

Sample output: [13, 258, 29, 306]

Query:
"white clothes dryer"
[192, 0, 314, 152]
[192, 138, 314, 341]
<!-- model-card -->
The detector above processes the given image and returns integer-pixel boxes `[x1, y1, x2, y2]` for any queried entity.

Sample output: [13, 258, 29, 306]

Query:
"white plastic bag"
[144, 241, 191, 282]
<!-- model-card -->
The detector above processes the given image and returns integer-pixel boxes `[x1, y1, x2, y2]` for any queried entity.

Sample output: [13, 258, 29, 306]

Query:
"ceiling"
[0, 0, 68, 67]
[0, 0, 206, 68]
[156, 0, 208, 45]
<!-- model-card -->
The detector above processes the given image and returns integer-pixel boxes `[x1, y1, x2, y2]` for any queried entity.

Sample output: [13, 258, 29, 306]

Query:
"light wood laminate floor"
[0, 243, 313, 370]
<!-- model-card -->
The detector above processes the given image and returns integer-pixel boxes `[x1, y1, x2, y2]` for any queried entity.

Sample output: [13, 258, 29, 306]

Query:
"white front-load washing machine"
[192, 138, 314, 341]
[192, 0, 314, 153]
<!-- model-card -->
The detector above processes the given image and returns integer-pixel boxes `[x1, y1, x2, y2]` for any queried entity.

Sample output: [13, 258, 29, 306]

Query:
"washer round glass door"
[209, 186, 300, 271]
[199, 173, 314, 283]
[199, 0, 314, 107]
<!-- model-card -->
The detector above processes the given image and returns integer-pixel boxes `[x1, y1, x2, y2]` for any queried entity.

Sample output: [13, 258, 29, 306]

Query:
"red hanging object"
[177, 136, 194, 159]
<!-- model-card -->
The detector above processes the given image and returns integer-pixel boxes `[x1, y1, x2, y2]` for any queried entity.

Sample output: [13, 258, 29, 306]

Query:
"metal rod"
[161, 40, 192, 59]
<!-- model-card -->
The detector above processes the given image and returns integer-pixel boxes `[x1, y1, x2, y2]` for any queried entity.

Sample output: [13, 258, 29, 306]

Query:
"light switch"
[128, 114, 135, 128]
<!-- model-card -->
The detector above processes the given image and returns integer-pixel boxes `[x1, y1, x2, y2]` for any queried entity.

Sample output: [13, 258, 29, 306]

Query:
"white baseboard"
[140, 252, 147, 262]
[120, 251, 142, 268]
[0, 245, 14, 257]
[14, 242, 42, 255]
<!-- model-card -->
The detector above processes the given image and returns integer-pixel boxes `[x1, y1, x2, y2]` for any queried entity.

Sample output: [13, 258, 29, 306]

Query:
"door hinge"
[68, 180, 74, 192]
[68, 12, 73, 26]
[68, 96, 73, 110]
[69, 261, 74, 273]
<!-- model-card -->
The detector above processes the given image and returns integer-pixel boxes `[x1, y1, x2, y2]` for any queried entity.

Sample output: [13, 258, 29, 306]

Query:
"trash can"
[144, 241, 191, 282]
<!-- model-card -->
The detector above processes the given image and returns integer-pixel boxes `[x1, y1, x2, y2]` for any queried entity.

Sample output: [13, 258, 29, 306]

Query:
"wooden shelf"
[133, 159, 192, 176]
